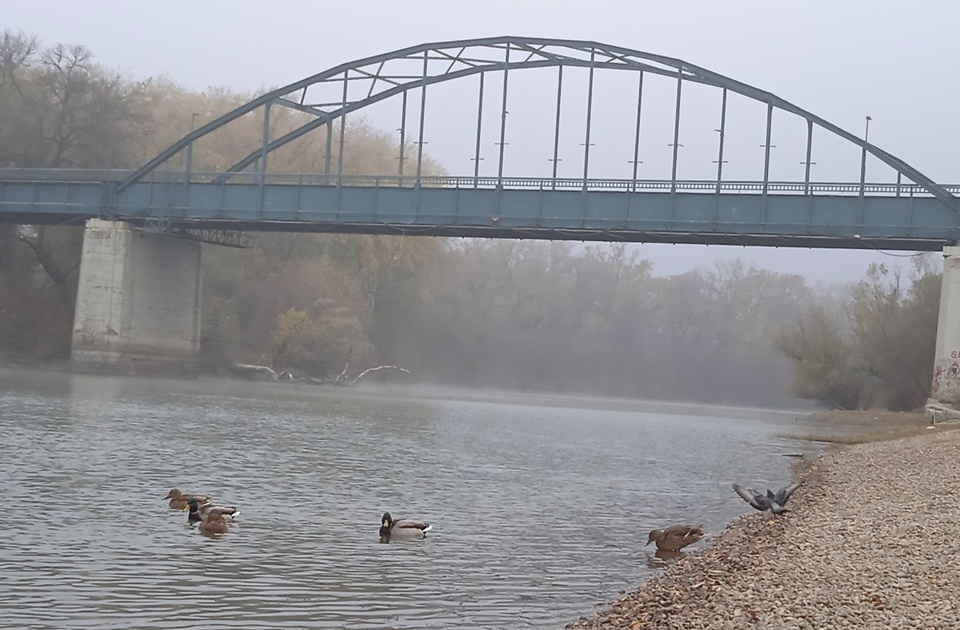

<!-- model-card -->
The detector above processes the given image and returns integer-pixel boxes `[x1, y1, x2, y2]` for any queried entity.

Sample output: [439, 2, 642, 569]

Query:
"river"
[0, 367, 821, 628]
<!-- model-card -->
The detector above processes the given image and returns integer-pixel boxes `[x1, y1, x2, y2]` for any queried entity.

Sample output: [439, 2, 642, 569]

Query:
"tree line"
[0, 32, 941, 410]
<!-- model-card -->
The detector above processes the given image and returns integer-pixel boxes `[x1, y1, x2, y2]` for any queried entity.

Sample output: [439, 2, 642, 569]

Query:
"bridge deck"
[1, 172, 957, 250]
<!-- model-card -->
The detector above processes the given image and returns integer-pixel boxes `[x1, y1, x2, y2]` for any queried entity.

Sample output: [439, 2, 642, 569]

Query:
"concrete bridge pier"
[71, 219, 202, 377]
[932, 246, 960, 403]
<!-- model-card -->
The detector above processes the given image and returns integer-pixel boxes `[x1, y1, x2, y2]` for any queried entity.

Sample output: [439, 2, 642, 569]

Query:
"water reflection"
[0, 368, 821, 629]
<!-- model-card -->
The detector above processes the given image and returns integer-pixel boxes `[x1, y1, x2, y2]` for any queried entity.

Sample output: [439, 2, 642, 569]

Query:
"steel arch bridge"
[1, 36, 957, 250]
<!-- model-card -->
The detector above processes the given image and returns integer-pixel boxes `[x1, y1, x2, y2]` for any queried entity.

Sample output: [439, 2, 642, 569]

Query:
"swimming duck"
[185, 499, 239, 523]
[165, 488, 211, 510]
[198, 511, 230, 535]
[645, 524, 705, 552]
[379, 512, 431, 542]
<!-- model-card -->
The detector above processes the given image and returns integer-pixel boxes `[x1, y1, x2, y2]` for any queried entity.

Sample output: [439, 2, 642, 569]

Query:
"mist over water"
[1, 368, 821, 628]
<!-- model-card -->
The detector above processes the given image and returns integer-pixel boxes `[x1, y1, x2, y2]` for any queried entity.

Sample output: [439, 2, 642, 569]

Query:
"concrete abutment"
[71, 219, 202, 377]
[932, 246, 960, 403]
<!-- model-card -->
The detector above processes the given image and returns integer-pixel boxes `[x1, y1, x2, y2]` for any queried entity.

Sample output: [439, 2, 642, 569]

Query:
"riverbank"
[785, 408, 960, 444]
[565, 427, 960, 629]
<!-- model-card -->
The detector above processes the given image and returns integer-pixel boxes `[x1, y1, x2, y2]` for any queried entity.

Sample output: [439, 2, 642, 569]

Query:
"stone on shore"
[565, 429, 960, 629]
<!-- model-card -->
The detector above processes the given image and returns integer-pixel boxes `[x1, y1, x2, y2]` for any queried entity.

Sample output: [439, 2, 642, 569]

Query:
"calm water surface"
[0, 368, 820, 629]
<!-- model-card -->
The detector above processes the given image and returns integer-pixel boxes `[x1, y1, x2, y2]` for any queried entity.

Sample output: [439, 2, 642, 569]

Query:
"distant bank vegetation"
[0, 31, 940, 411]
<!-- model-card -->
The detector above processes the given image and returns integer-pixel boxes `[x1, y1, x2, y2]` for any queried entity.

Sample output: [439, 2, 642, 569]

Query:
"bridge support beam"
[932, 246, 960, 403]
[71, 219, 202, 377]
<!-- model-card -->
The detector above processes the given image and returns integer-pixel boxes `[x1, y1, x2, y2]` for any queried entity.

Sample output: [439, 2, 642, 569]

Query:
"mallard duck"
[185, 499, 239, 523]
[733, 481, 802, 514]
[646, 524, 705, 552]
[198, 511, 230, 535]
[379, 512, 431, 542]
[165, 488, 211, 510]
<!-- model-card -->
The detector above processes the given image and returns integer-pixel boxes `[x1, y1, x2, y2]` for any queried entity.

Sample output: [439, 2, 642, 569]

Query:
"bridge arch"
[116, 36, 957, 212]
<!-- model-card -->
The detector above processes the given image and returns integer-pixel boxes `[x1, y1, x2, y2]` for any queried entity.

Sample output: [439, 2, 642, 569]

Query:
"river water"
[0, 368, 820, 629]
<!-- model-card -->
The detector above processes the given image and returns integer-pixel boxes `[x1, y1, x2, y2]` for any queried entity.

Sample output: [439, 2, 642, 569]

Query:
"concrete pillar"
[931, 245, 960, 403]
[71, 219, 202, 377]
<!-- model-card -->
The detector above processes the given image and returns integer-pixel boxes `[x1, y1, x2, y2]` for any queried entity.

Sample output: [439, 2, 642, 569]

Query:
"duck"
[165, 488, 211, 510]
[185, 499, 239, 523]
[733, 481, 802, 515]
[646, 524, 705, 552]
[379, 512, 432, 542]
[198, 511, 230, 535]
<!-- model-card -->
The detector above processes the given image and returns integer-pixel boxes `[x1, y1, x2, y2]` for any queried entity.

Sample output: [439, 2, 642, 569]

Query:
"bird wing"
[393, 519, 430, 531]
[662, 524, 699, 538]
[200, 504, 238, 519]
[733, 484, 769, 511]
[775, 481, 803, 506]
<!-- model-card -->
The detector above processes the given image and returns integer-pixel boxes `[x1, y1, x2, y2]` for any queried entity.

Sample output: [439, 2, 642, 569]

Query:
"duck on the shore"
[185, 499, 239, 523]
[646, 525, 705, 552]
[733, 481, 802, 514]
[165, 488, 212, 510]
[379, 512, 431, 542]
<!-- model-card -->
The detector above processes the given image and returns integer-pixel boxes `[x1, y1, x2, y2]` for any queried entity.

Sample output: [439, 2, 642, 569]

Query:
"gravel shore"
[565, 428, 960, 629]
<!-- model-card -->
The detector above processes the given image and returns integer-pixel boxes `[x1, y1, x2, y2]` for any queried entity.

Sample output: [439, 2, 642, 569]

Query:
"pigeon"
[733, 481, 802, 514]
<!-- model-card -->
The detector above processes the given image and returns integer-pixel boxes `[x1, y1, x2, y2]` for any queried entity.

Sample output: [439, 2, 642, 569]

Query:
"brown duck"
[164, 488, 212, 510]
[198, 511, 230, 535]
[646, 525, 705, 552]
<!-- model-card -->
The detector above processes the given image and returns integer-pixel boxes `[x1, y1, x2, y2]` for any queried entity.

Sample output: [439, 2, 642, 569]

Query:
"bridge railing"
[0, 168, 956, 198]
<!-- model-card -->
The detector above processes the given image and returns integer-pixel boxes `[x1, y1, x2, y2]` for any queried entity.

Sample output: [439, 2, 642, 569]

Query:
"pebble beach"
[566, 428, 960, 629]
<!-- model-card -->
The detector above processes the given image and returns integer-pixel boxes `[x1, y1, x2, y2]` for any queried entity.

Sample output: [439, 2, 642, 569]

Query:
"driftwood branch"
[342, 365, 411, 386]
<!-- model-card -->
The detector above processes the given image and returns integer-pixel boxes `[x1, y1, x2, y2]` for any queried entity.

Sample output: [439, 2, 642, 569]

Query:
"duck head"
[165, 488, 182, 500]
[184, 499, 202, 521]
[646, 530, 662, 546]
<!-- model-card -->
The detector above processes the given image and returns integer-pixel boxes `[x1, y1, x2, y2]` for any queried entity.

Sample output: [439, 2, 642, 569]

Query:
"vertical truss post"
[473, 72, 485, 188]
[337, 71, 348, 187]
[631, 70, 644, 193]
[323, 121, 333, 184]
[714, 88, 728, 225]
[715, 88, 728, 194]
[803, 119, 814, 195]
[415, 51, 428, 185]
[259, 101, 271, 185]
[581, 48, 596, 191]
[398, 90, 407, 180]
[496, 44, 511, 183]
[762, 102, 773, 225]
[551, 66, 563, 190]
[184, 141, 193, 204]
[670, 66, 683, 211]
[259, 101, 271, 210]
[415, 50, 428, 216]
[896, 171, 902, 198]
[859, 118, 870, 227]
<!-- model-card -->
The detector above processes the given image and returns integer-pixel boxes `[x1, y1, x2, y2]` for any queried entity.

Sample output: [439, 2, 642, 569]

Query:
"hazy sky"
[5, 0, 957, 282]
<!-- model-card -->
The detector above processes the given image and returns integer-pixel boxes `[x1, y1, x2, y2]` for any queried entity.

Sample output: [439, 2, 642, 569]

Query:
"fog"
[1, 2, 951, 408]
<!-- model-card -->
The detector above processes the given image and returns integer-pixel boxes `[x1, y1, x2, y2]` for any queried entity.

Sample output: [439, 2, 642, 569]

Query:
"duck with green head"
[185, 498, 240, 523]
[379, 512, 431, 542]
